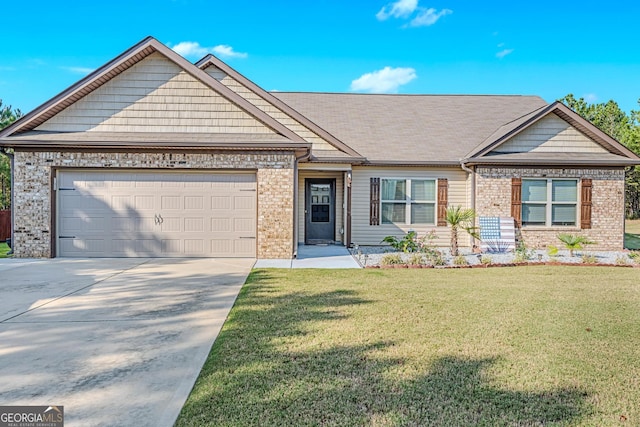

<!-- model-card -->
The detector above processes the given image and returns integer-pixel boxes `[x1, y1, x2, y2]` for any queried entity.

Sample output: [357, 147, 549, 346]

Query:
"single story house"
[1, 37, 638, 258]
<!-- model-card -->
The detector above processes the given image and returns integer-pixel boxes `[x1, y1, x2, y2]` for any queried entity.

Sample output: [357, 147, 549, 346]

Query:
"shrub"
[480, 255, 492, 265]
[629, 252, 640, 263]
[453, 255, 468, 266]
[615, 255, 629, 265]
[581, 253, 598, 264]
[416, 230, 446, 265]
[547, 245, 559, 257]
[427, 250, 447, 266]
[557, 234, 595, 257]
[408, 253, 425, 265]
[514, 241, 534, 262]
[380, 253, 404, 266]
[382, 231, 418, 253]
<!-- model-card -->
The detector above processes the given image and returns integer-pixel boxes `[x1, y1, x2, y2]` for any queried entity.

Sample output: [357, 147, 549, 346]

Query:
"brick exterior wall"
[476, 167, 626, 250]
[12, 150, 295, 258]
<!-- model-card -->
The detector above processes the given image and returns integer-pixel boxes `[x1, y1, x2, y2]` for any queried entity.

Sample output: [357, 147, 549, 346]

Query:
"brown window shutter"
[511, 178, 522, 227]
[370, 177, 380, 226]
[581, 179, 592, 229]
[437, 178, 448, 226]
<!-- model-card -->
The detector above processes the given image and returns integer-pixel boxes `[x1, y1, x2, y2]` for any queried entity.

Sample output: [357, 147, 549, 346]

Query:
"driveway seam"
[0, 259, 152, 323]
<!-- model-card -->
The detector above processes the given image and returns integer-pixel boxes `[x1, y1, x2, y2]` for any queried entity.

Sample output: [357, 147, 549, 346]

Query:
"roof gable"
[195, 55, 363, 160]
[490, 113, 608, 154]
[466, 102, 640, 163]
[0, 37, 304, 142]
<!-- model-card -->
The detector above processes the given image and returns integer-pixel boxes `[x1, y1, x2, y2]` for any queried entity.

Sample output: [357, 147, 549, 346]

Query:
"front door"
[305, 179, 335, 244]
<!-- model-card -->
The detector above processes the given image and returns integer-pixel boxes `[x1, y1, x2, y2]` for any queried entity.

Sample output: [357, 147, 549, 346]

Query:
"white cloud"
[61, 66, 95, 74]
[407, 7, 452, 27]
[583, 93, 598, 103]
[496, 48, 514, 59]
[376, 0, 418, 20]
[211, 45, 248, 59]
[350, 66, 417, 93]
[170, 41, 247, 59]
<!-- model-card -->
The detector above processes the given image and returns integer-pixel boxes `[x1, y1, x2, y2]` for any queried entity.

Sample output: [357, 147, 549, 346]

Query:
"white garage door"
[57, 170, 257, 257]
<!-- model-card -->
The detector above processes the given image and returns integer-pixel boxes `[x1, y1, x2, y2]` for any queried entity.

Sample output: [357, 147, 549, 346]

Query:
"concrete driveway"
[0, 257, 253, 426]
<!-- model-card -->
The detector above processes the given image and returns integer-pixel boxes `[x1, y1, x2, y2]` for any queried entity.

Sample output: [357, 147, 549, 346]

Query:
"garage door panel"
[211, 218, 231, 232]
[234, 195, 255, 210]
[234, 218, 254, 233]
[211, 196, 231, 210]
[58, 171, 256, 257]
[134, 195, 155, 210]
[160, 217, 181, 232]
[184, 218, 204, 232]
[110, 195, 133, 211]
[234, 239, 256, 257]
[60, 238, 107, 255]
[184, 196, 204, 210]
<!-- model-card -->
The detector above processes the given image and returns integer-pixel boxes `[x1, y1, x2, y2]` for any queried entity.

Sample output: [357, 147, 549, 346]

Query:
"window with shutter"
[520, 178, 578, 227]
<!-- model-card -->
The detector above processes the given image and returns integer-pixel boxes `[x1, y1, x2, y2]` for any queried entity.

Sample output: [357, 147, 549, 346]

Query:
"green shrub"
[480, 255, 492, 265]
[557, 233, 595, 257]
[453, 255, 468, 266]
[408, 253, 425, 265]
[426, 251, 446, 266]
[615, 255, 629, 265]
[581, 253, 598, 264]
[382, 231, 418, 253]
[547, 245, 559, 257]
[514, 240, 534, 261]
[380, 253, 404, 266]
[628, 252, 640, 263]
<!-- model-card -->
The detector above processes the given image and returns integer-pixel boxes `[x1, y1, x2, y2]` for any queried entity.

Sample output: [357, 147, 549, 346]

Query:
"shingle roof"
[272, 92, 548, 164]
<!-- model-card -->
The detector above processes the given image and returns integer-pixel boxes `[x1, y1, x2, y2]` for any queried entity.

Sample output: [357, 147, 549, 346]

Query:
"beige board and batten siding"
[203, 65, 339, 152]
[57, 170, 257, 257]
[496, 113, 608, 154]
[297, 170, 344, 244]
[351, 167, 469, 247]
[35, 53, 276, 134]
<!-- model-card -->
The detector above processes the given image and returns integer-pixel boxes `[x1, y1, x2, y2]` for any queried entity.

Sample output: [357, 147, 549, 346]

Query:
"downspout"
[293, 149, 311, 259]
[460, 159, 476, 249]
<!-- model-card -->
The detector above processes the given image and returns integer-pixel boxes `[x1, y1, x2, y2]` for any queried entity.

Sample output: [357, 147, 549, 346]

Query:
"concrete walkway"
[0, 257, 253, 427]
[254, 244, 361, 268]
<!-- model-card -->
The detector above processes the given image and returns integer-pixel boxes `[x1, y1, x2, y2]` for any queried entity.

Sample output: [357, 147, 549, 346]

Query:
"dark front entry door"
[305, 179, 336, 244]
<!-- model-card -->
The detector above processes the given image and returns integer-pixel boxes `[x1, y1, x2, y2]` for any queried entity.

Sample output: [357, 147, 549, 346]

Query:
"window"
[522, 179, 578, 226]
[381, 179, 436, 224]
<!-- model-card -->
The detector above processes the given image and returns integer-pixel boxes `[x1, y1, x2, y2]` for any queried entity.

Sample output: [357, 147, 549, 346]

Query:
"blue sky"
[2, 0, 639, 115]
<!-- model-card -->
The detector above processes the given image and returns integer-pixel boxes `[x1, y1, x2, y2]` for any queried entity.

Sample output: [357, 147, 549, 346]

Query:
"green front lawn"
[0, 242, 9, 258]
[178, 267, 640, 426]
[626, 219, 640, 250]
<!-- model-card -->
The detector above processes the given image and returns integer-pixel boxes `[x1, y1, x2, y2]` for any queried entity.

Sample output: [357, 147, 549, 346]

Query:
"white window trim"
[522, 178, 578, 227]
[380, 178, 437, 225]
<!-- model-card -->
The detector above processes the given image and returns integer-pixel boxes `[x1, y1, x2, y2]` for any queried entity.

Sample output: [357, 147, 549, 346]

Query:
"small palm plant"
[557, 233, 595, 257]
[445, 206, 480, 256]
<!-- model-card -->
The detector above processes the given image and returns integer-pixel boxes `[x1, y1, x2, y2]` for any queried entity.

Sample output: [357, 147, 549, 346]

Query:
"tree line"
[0, 95, 639, 215]
[0, 100, 21, 209]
